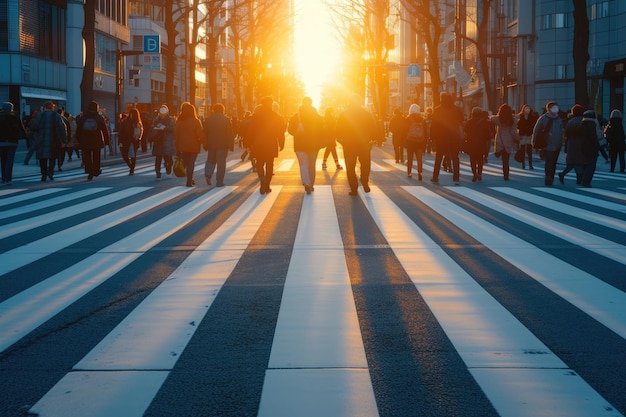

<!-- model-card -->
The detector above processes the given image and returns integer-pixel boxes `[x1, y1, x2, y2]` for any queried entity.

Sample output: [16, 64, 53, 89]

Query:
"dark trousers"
[0, 145, 17, 182]
[204, 148, 228, 184]
[181, 152, 197, 185]
[520, 144, 534, 168]
[432, 140, 459, 182]
[581, 157, 597, 186]
[83, 149, 101, 176]
[609, 148, 625, 172]
[406, 144, 423, 175]
[344, 146, 371, 192]
[255, 156, 275, 186]
[543, 148, 561, 185]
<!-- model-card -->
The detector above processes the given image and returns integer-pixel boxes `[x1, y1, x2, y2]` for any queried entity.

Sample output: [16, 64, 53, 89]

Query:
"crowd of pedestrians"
[2, 93, 625, 192]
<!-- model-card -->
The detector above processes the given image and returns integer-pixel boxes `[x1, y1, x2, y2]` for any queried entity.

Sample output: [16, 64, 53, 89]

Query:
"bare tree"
[400, 0, 444, 107]
[80, 1, 96, 112]
[572, 0, 589, 107]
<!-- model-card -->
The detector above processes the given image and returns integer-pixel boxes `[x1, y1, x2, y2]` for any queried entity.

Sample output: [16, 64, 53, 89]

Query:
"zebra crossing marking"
[0, 187, 67, 206]
[450, 187, 626, 264]
[275, 158, 296, 171]
[259, 185, 377, 417]
[531, 187, 626, 214]
[365, 186, 622, 417]
[0, 187, 109, 220]
[0, 187, 150, 240]
[0, 187, 234, 353]
[581, 187, 626, 201]
[405, 187, 626, 339]
[29, 186, 274, 416]
[0, 187, 188, 276]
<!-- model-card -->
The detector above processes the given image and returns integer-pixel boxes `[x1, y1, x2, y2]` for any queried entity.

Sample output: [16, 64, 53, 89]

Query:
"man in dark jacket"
[203, 103, 234, 186]
[248, 96, 285, 194]
[336, 94, 376, 195]
[76, 100, 109, 181]
[0, 102, 28, 185]
[430, 92, 464, 184]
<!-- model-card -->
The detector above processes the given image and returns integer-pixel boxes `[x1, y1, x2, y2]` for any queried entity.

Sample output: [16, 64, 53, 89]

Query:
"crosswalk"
[1, 160, 625, 417]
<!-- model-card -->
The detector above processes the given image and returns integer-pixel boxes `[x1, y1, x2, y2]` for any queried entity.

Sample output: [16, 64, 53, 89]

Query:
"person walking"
[321, 107, 343, 170]
[463, 107, 492, 182]
[404, 104, 427, 180]
[119, 108, 143, 175]
[490, 103, 518, 181]
[336, 94, 376, 195]
[203, 103, 234, 187]
[31, 101, 67, 181]
[147, 104, 176, 179]
[516, 104, 538, 170]
[532, 101, 565, 186]
[389, 107, 406, 164]
[0, 102, 27, 185]
[288, 96, 324, 194]
[579, 110, 601, 187]
[558, 104, 586, 185]
[430, 92, 464, 185]
[174, 102, 205, 187]
[604, 109, 625, 173]
[248, 96, 285, 194]
[76, 101, 109, 181]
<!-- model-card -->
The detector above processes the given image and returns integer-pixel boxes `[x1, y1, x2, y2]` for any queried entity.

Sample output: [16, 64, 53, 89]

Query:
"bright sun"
[294, 1, 341, 105]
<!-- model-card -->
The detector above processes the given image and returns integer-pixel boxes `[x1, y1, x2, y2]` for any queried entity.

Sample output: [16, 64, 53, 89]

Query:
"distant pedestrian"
[388, 107, 406, 163]
[404, 104, 427, 180]
[532, 101, 564, 186]
[604, 109, 625, 173]
[203, 103, 234, 187]
[119, 108, 143, 175]
[76, 101, 109, 181]
[490, 103, 518, 181]
[175, 102, 205, 187]
[31, 101, 67, 181]
[247, 96, 285, 194]
[580, 110, 601, 187]
[430, 92, 463, 184]
[0, 102, 27, 185]
[463, 107, 492, 182]
[147, 104, 176, 179]
[336, 94, 376, 195]
[288, 96, 324, 194]
[559, 104, 586, 185]
[516, 104, 538, 170]
[321, 107, 343, 170]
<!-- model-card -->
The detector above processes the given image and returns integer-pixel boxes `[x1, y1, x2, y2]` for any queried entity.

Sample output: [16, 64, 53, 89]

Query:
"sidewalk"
[12, 140, 151, 180]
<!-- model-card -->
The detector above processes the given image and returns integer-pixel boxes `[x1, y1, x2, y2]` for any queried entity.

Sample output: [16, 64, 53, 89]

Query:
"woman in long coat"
[175, 102, 205, 187]
[119, 108, 143, 175]
[490, 103, 518, 180]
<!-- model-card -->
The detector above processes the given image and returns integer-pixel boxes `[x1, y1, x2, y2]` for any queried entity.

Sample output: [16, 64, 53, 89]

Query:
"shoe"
[322, 162, 327, 169]
[304, 184, 312, 194]
[430, 178, 439, 184]
[205, 176, 211, 185]
[529, 166, 534, 170]
[41, 174, 46, 182]
[407, 173, 412, 178]
[558, 172, 565, 184]
[165, 165, 172, 175]
[87, 174, 93, 181]
[504, 174, 509, 181]
[260, 183, 266, 195]
[95, 169, 102, 177]
[47, 171, 54, 181]
[418, 173, 422, 181]
[156, 172, 161, 179]
[472, 175, 477, 183]
[348, 190, 358, 196]
[362, 183, 370, 193]
[129, 168, 134, 175]
[216, 182, 225, 187]
[336, 163, 343, 170]
[186, 182, 193, 187]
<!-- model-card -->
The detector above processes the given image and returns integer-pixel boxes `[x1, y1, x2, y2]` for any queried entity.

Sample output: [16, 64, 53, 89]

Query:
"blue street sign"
[407, 64, 421, 77]
[143, 35, 160, 54]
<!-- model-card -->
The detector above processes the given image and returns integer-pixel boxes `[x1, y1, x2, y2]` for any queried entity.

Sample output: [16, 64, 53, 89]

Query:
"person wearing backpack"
[76, 100, 109, 181]
[404, 104, 426, 180]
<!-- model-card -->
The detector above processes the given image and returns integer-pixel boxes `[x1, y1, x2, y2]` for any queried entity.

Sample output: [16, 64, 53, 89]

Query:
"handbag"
[173, 156, 186, 178]
[514, 146, 524, 163]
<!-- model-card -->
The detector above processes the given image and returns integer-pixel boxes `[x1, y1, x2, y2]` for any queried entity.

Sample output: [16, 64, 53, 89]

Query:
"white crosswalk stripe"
[1, 171, 624, 416]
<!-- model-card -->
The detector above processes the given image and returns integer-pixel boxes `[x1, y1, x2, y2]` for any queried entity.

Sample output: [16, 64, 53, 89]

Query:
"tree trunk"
[572, 0, 590, 107]
[80, 1, 95, 112]
[164, 0, 178, 110]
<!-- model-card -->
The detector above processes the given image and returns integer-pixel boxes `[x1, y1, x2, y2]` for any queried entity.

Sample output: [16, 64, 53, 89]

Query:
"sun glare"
[294, 1, 341, 105]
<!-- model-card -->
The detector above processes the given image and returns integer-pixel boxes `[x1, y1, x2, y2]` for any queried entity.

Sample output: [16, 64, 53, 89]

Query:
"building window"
[19, 1, 66, 62]
[541, 14, 551, 29]
[541, 13, 568, 29]
[591, 2, 610, 20]
[554, 13, 567, 28]
[556, 65, 567, 79]
[96, 33, 118, 74]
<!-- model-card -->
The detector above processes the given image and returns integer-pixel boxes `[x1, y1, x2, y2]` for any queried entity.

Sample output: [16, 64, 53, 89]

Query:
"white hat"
[408, 104, 421, 115]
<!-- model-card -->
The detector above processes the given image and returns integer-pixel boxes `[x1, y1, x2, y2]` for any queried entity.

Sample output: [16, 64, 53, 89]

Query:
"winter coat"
[516, 113, 538, 145]
[581, 117, 600, 162]
[0, 111, 27, 147]
[288, 104, 324, 152]
[490, 115, 518, 154]
[248, 105, 286, 160]
[564, 116, 587, 165]
[388, 113, 406, 147]
[175, 116, 205, 154]
[119, 116, 143, 148]
[32, 109, 67, 159]
[532, 113, 564, 152]
[605, 115, 626, 152]
[76, 110, 109, 150]
[430, 102, 463, 146]
[148, 114, 176, 157]
[335, 105, 376, 152]
[203, 112, 235, 151]
[463, 114, 492, 157]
